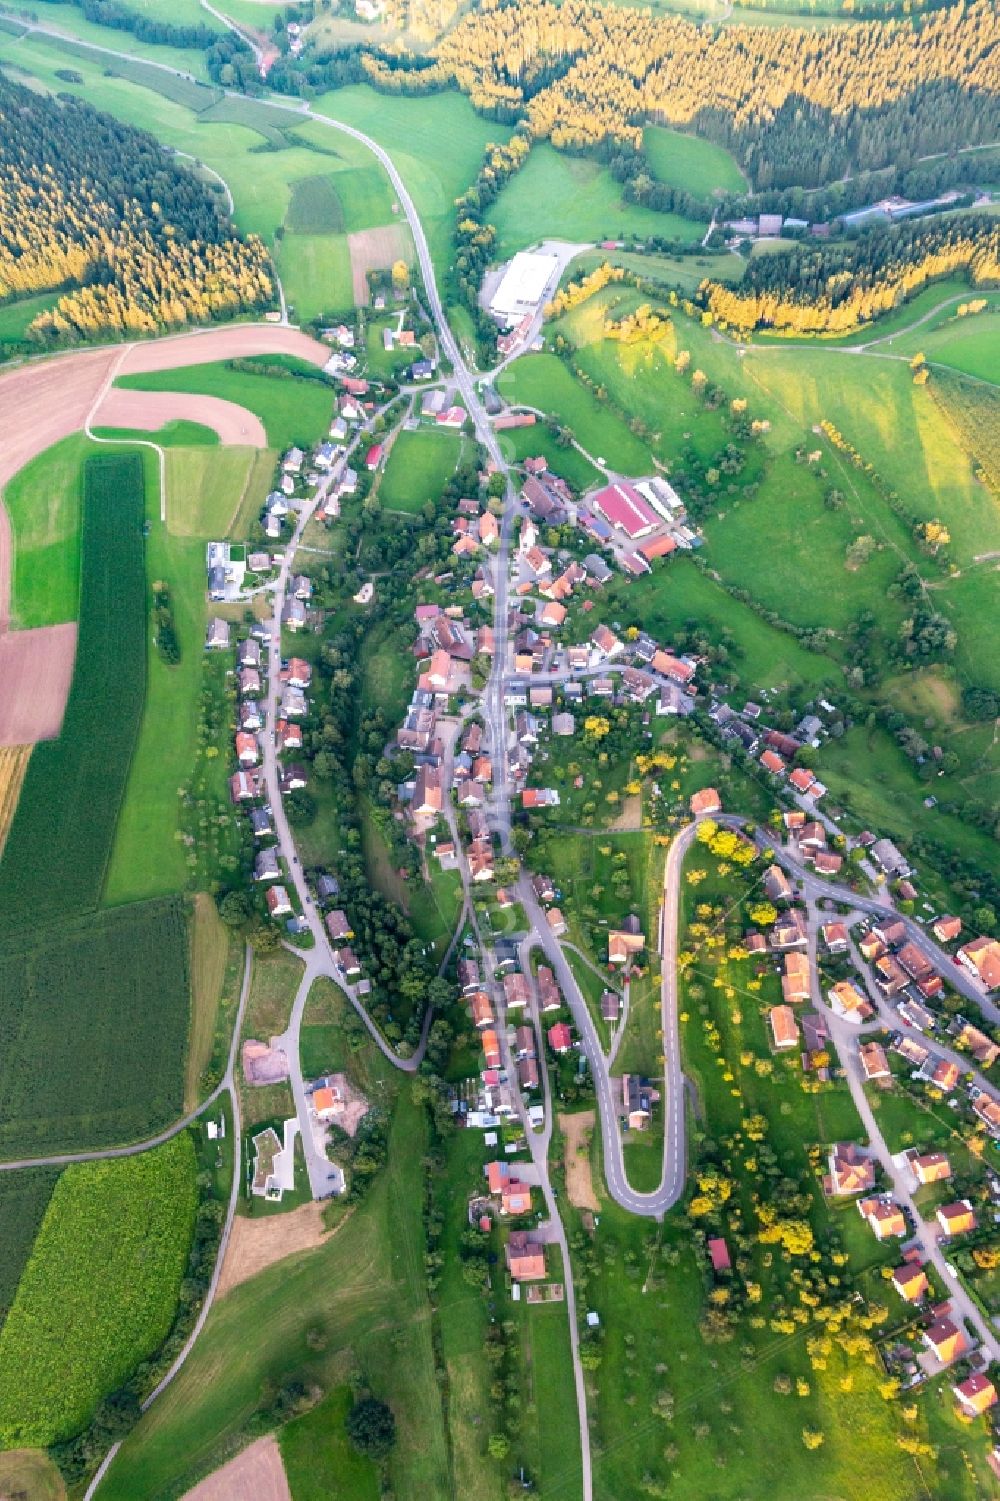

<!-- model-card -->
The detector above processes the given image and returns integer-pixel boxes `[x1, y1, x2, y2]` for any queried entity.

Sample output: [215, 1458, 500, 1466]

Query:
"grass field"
[0, 1135, 197, 1447]
[491, 142, 704, 257]
[118, 361, 334, 453]
[164, 444, 260, 537]
[0, 897, 190, 1157]
[1, 432, 87, 628]
[280, 1385, 379, 1501]
[97, 1091, 450, 1501]
[0, 1167, 59, 1332]
[93, 418, 220, 448]
[276, 233, 355, 323]
[643, 125, 746, 195]
[0, 288, 62, 347]
[379, 429, 463, 512]
[0, 452, 146, 929]
[0, 1449, 66, 1501]
[498, 353, 654, 473]
[567, 244, 747, 296]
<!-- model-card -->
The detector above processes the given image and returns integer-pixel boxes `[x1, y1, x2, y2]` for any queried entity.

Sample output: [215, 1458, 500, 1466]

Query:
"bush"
[345, 1395, 396, 1459]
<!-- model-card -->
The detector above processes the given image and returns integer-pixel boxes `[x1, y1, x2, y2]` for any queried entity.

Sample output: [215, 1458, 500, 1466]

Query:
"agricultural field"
[283, 175, 347, 235]
[0, 1135, 197, 1448]
[277, 233, 355, 322]
[643, 125, 747, 195]
[118, 360, 334, 454]
[96, 1091, 450, 1501]
[186, 894, 233, 1110]
[0, 897, 190, 1157]
[0, 746, 31, 857]
[0, 1167, 59, 1332]
[491, 143, 705, 255]
[0, 452, 147, 929]
[1, 432, 88, 628]
[378, 429, 464, 513]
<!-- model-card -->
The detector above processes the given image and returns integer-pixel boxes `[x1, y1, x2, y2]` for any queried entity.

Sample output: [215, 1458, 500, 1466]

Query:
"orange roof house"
[859, 1040, 891, 1081]
[781, 951, 811, 1002]
[507, 1231, 546, 1281]
[769, 1005, 799, 1051]
[858, 1196, 906, 1240]
[923, 1316, 968, 1365]
[936, 1200, 977, 1238]
[487, 1160, 510, 1194]
[482, 1029, 501, 1068]
[690, 787, 721, 816]
[828, 980, 873, 1023]
[932, 916, 962, 944]
[911, 1151, 951, 1186]
[502, 1181, 533, 1216]
[892, 1263, 930, 1303]
[954, 1373, 998, 1417]
[958, 936, 1000, 990]
[312, 1085, 344, 1119]
[827, 1142, 875, 1196]
[470, 991, 494, 1029]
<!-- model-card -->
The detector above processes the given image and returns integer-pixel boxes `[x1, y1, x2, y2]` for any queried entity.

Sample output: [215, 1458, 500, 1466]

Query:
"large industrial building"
[591, 481, 660, 539]
[489, 250, 560, 324]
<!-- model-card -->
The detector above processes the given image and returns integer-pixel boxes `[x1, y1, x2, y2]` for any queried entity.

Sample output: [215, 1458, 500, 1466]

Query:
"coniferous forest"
[0, 78, 274, 343]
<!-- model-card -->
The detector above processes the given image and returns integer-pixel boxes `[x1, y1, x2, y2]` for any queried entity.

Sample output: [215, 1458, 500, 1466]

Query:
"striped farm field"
[0, 745, 30, 856]
[0, 452, 147, 932]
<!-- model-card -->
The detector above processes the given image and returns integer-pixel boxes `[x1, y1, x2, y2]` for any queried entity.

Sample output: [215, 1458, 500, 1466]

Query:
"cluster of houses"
[451, 497, 500, 560]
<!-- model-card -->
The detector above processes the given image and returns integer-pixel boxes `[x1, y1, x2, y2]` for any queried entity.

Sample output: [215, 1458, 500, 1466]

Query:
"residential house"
[951, 1020, 1000, 1067]
[507, 1231, 546, 1281]
[205, 617, 230, 650]
[828, 980, 874, 1023]
[286, 657, 312, 689]
[325, 909, 353, 942]
[827, 1142, 875, 1196]
[707, 1238, 731, 1274]
[503, 973, 531, 1011]
[601, 990, 621, 1023]
[771, 909, 808, 951]
[312, 1083, 345, 1120]
[892, 1262, 930, 1303]
[973, 1094, 1000, 1136]
[548, 1023, 573, 1054]
[531, 873, 555, 903]
[334, 947, 361, 977]
[412, 766, 443, 818]
[254, 848, 280, 882]
[608, 930, 644, 966]
[859, 1040, 891, 1081]
[789, 766, 816, 794]
[235, 732, 259, 767]
[873, 918, 907, 948]
[552, 712, 575, 736]
[958, 936, 1000, 991]
[953, 1374, 997, 1418]
[622, 1074, 654, 1129]
[893, 1033, 930, 1068]
[760, 749, 786, 776]
[822, 922, 849, 953]
[858, 1196, 907, 1240]
[546, 908, 567, 937]
[799, 821, 826, 854]
[933, 916, 962, 944]
[290, 574, 313, 602]
[458, 958, 481, 992]
[502, 1182, 533, 1216]
[936, 1201, 977, 1238]
[925, 1056, 961, 1093]
[537, 968, 560, 1012]
[814, 850, 843, 875]
[482, 1030, 501, 1069]
[911, 1152, 951, 1186]
[518, 1056, 540, 1090]
[238, 667, 262, 698]
[689, 787, 721, 816]
[265, 886, 292, 918]
[781, 952, 811, 1002]
[470, 991, 494, 1029]
[249, 807, 273, 840]
[769, 1005, 799, 1050]
[871, 837, 911, 879]
[922, 1317, 968, 1366]
[763, 865, 792, 903]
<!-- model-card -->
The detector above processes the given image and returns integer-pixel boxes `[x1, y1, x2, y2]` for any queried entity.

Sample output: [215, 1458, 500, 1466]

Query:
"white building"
[489, 250, 560, 324]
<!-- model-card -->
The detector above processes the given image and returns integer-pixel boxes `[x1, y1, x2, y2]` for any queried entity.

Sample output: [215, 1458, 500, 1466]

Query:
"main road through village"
[3, 41, 1000, 1496]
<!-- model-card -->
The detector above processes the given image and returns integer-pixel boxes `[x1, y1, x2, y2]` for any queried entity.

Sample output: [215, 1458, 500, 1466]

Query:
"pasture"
[284, 174, 346, 234]
[379, 429, 463, 513]
[498, 352, 654, 473]
[277, 232, 355, 322]
[491, 142, 704, 256]
[97, 1092, 451, 1501]
[567, 244, 746, 295]
[643, 125, 746, 195]
[280, 1385, 379, 1501]
[496, 421, 602, 492]
[0, 897, 190, 1157]
[0, 1135, 197, 1447]
[0, 452, 146, 929]
[1, 432, 87, 628]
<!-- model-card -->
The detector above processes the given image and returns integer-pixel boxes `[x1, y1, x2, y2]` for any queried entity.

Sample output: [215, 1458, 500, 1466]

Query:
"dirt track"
[217, 1200, 330, 1299]
[0, 624, 78, 746]
[181, 1436, 291, 1501]
[94, 389, 267, 447]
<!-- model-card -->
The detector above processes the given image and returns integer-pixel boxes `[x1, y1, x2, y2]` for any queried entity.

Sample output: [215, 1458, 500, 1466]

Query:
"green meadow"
[490, 142, 705, 256]
[644, 125, 747, 195]
[498, 352, 654, 473]
[378, 428, 464, 513]
[118, 359, 334, 452]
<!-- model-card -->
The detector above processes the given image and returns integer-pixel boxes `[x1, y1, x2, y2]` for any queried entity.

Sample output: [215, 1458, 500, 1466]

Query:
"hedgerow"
[0, 1135, 197, 1448]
